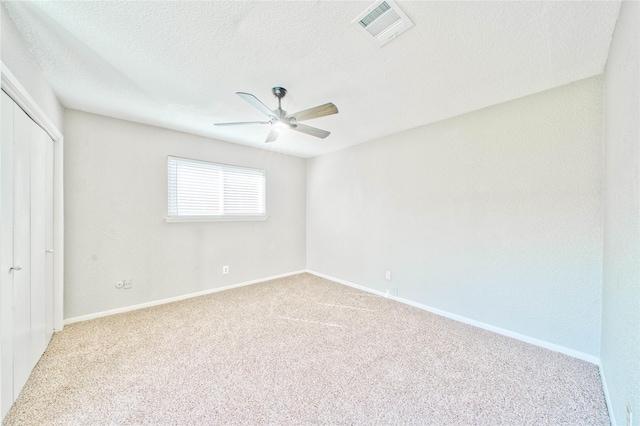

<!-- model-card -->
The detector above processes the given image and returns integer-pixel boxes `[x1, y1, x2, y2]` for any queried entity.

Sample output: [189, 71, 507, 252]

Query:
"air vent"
[352, 0, 414, 46]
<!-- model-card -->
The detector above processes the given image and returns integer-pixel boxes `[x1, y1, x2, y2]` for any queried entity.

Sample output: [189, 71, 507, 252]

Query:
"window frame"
[166, 155, 267, 223]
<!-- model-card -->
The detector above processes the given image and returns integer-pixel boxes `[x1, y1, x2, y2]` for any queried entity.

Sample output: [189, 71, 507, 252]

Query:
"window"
[167, 156, 266, 222]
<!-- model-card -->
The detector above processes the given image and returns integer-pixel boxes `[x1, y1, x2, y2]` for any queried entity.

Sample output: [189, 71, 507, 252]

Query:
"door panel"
[12, 102, 32, 396]
[1, 91, 15, 419]
[30, 124, 48, 366]
[45, 136, 54, 343]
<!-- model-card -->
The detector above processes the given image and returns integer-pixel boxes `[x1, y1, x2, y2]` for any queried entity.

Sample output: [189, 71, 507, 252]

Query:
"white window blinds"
[167, 156, 266, 221]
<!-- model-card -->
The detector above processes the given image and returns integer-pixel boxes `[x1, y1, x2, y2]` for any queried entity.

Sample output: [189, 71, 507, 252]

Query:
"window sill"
[165, 215, 269, 223]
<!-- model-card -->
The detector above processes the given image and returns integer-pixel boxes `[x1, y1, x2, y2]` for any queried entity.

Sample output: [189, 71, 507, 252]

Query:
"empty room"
[1, 1, 638, 424]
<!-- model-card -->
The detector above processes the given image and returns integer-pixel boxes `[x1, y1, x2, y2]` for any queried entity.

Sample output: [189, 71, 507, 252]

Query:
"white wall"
[307, 76, 604, 358]
[601, 2, 640, 425]
[64, 110, 306, 319]
[1, 6, 64, 132]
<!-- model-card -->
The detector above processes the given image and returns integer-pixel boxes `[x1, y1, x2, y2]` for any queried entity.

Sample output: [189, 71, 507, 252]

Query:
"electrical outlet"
[123, 279, 132, 289]
[385, 271, 392, 281]
[392, 287, 398, 296]
[627, 405, 632, 426]
[223, 265, 229, 275]
[115, 280, 124, 289]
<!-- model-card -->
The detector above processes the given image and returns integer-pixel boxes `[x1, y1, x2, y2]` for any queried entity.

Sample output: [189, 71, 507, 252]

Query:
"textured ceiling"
[3, 1, 621, 158]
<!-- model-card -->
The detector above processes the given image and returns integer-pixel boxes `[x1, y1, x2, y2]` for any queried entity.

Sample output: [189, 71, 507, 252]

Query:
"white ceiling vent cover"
[351, 0, 414, 46]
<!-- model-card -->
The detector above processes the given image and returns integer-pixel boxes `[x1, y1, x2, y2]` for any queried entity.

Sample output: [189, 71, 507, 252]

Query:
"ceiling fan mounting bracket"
[272, 87, 287, 99]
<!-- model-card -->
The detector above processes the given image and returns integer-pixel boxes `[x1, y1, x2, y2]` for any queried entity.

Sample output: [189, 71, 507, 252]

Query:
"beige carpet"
[3, 273, 609, 425]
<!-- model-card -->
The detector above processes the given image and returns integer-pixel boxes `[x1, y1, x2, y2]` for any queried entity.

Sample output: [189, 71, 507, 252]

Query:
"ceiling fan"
[215, 87, 338, 143]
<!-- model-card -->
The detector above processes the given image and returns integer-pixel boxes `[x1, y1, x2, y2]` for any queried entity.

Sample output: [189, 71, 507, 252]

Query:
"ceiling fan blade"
[287, 103, 338, 122]
[236, 92, 276, 118]
[265, 129, 279, 143]
[214, 121, 270, 126]
[290, 123, 330, 139]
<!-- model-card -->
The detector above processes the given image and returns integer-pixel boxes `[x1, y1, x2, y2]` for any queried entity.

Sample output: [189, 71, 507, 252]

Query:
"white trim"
[599, 363, 616, 426]
[1, 62, 64, 332]
[306, 270, 600, 364]
[64, 270, 306, 325]
[165, 215, 269, 223]
[0, 63, 62, 142]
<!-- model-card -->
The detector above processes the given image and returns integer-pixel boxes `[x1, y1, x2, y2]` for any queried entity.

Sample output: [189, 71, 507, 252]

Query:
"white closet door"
[1, 91, 55, 420]
[45, 135, 54, 343]
[30, 120, 48, 366]
[0, 91, 15, 418]
[12, 99, 33, 396]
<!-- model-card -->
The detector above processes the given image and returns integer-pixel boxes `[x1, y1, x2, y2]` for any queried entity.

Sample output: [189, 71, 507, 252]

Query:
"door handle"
[9, 265, 22, 272]
[46, 249, 54, 253]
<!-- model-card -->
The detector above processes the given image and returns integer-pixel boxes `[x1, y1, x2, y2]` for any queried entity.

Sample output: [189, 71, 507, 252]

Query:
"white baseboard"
[64, 270, 307, 325]
[306, 270, 599, 365]
[599, 363, 616, 426]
